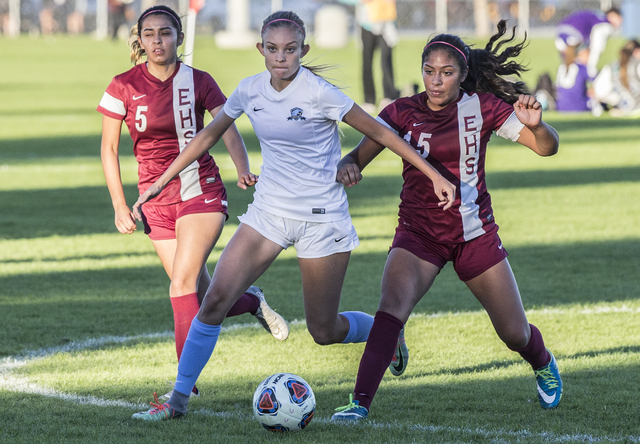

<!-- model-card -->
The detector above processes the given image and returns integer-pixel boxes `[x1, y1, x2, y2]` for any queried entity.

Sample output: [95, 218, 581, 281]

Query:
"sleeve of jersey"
[318, 81, 355, 121]
[199, 72, 227, 112]
[222, 81, 247, 119]
[96, 78, 126, 121]
[493, 99, 524, 142]
[376, 106, 401, 135]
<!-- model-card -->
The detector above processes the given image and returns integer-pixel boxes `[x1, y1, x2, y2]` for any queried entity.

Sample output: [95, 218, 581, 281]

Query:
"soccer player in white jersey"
[129, 10, 455, 421]
[332, 21, 563, 421]
[98, 5, 289, 401]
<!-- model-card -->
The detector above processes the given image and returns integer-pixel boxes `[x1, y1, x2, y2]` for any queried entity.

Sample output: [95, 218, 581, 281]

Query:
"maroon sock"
[513, 324, 551, 370]
[225, 293, 260, 317]
[353, 311, 404, 411]
[170, 293, 200, 360]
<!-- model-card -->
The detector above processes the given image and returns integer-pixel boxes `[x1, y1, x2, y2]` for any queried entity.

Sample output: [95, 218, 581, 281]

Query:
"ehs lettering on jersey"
[173, 65, 202, 201]
[457, 93, 484, 241]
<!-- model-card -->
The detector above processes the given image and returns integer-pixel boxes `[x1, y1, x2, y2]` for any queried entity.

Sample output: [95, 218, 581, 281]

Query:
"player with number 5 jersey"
[332, 21, 563, 422]
[98, 5, 289, 401]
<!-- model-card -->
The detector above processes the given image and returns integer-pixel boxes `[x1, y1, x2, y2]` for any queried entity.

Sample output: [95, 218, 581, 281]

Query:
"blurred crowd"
[535, 6, 640, 118]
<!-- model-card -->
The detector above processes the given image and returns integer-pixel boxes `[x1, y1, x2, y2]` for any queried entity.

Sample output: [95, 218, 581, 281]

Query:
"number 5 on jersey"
[404, 131, 432, 158]
[136, 106, 148, 132]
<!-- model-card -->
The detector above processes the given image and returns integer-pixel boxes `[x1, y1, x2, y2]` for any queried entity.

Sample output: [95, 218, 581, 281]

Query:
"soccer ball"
[253, 372, 316, 432]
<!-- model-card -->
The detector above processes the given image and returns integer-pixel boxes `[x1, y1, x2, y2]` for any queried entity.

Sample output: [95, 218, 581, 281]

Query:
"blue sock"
[174, 318, 221, 397]
[341, 311, 374, 343]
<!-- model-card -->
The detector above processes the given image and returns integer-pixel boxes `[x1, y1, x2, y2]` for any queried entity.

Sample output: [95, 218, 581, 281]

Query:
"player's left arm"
[513, 94, 559, 157]
[209, 104, 257, 190]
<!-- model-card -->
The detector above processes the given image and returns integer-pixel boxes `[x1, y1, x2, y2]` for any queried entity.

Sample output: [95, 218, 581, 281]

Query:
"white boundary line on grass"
[1, 316, 640, 443]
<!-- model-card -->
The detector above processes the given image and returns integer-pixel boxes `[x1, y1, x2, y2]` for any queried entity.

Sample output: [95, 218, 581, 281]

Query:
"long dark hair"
[260, 10, 333, 78]
[422, 20, 529, 104]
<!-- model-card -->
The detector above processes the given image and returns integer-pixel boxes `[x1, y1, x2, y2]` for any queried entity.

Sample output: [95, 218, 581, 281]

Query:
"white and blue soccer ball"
[253, 372, 316, 432]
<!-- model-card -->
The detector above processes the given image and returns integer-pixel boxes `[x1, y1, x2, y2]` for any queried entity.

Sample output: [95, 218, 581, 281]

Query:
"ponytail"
[423, 20, 529, 104]
[129, 24, 144, 65]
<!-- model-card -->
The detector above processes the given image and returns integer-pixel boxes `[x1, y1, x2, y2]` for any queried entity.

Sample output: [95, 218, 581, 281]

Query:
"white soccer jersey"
[223, 67, 355, 222]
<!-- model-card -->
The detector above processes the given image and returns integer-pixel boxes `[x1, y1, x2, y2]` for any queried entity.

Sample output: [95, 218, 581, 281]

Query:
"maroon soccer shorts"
[390, 224, 509, 281]
[141, 188, 228, 241]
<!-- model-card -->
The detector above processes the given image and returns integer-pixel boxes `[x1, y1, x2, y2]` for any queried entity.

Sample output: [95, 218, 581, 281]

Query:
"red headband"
[424, 41, 467, 65]
[261, 19, 305, 39]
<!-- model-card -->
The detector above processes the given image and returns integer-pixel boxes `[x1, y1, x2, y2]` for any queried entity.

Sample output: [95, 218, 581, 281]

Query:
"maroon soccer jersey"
[378, 91, 522, 243]
[97, 62, 226, 205]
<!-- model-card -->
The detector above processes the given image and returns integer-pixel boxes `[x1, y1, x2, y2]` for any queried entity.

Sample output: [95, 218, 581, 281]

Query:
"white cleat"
[247, 286, 289, 341]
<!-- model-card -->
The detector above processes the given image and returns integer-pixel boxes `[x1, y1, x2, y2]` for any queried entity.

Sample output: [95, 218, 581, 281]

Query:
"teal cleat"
[534, 349, 563, 409]
[132, 393, 184, 421]
[331, 394, 369, 421]
[389, 327, 409, 376]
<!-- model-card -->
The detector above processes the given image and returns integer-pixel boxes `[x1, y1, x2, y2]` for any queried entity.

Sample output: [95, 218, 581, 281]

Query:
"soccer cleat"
[389, 327, 409, 376]
[331, 394, 369, 421]
[247, 286, 289, 341]
[534, 349, 563, 409]
[159, 385, 199, 401]
[131, 393, 184, 421]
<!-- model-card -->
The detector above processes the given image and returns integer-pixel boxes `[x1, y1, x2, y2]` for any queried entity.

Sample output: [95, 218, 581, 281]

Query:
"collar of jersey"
[265, 66, 305, 99]
[141, 61, 183, 85]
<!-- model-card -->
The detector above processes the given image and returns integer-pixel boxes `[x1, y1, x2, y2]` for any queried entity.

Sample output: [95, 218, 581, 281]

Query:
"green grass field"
[1, 34, 640, 443]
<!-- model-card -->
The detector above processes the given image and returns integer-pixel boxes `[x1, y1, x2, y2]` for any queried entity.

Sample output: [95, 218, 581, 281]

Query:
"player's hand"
[237, 172, 258, 190]
[132, 183, 163, 221]
[433, 175, 456, 211]
[514, 94, 543, 130]
[114, 204, 136, 234]
[336, 163, 363, 187]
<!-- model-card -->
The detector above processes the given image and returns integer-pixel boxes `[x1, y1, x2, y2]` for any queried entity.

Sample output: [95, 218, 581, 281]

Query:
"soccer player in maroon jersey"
[332, 21, 562, 421]
[98, 5, 289, 400]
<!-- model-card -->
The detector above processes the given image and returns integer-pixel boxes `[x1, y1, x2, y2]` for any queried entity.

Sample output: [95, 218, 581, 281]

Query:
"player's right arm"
[336, 136, 385, 187]
[210, 104, 258, 190]
[132, 110, 236, 219]
[100, 115, 137, 234]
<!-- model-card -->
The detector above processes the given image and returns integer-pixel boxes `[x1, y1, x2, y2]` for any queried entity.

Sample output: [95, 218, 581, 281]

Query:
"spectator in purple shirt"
[555, 8, 622, 77]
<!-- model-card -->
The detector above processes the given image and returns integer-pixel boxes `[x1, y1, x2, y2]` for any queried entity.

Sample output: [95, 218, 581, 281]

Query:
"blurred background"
[1, 0, 639, 42]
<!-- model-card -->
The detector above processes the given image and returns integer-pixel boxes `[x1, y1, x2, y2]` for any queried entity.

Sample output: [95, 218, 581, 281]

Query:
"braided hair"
[422, 20, 529, 104]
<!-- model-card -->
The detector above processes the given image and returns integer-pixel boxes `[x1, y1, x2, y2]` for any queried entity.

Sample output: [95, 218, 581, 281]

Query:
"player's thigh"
[298, 252, 351, 329]
[209, 223, 283, 301]
[172, 212, 225, 282]
[464, 259, 530, 348]
[151, 238, 178, 279]
[379, 247, 440, 323]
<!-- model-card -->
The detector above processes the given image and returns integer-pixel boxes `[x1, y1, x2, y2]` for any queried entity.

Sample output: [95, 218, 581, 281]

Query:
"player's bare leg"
[198, 223, 283, 325]
[464, 258, 530, 349]
[298, 252, 352, 345]
[465, 258, 562, 409]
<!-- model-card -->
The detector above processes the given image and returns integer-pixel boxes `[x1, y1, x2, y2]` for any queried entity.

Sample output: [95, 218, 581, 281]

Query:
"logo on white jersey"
[287, 107, 306, 121]
[132, 94, 147, 101]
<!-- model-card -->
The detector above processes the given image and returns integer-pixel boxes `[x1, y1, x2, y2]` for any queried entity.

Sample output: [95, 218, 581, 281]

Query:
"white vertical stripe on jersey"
[98, 92, 126, 116]
[457, 93, 485, 241]
[173, 64, 203, 202]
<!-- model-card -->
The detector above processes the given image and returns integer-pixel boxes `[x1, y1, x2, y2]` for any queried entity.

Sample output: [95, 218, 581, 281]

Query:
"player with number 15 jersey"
[378, 90, 523, 243]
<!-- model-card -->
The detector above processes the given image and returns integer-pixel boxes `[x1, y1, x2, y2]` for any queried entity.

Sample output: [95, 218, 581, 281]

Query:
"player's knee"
[501, 324, 531, 350]
[170, 277, 197, 297]
[307, 326, 337, 346]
